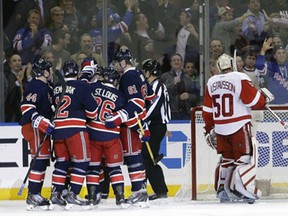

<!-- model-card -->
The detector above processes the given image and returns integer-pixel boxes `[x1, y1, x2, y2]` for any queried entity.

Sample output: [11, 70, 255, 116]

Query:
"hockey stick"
[265, 105, 288, 129]
[134, 112, 163, 165]
[18, 70, 66, 196]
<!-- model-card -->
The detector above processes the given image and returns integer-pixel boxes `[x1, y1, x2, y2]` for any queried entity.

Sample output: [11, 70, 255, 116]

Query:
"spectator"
[242, 50, 265, 89]
[41, 30, 72, 70]
[159, 53, 199, 120]
[75, 52, 88, 70]
[13, 9, 52, 65]
[183, 60, 200, 97]
[4, 53, 32, 122]
[59, 0, 81, 53]
[88, 0, 135, 64]
[209, 0, 230, 35]
[46, 6, 69, 33]
[256, 38, 288, 104]
[153, 0, 181, 51]
[241, 0, 266, 49]
[211, 6, 252, 55]
[175, 8, 199, 63]
[236, 54, 245, 72]
[39, 50, 62, 84]
[71, 33, 103, 67]
[130, 12, 159, 66]
[210, 38, 224, 63]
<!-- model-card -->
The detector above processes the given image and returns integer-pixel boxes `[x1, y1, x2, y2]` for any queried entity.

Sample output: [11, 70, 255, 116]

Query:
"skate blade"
[130, 201, 150, 208]
[49, 204, 66, 210]
[65, 203, 92, 210]
[89, 204, 99, 210]
[26, 204, 50, 211]
[118, 203, 131, 209]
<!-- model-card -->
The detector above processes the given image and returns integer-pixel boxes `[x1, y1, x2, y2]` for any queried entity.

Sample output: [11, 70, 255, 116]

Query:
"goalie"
[202, 53, 274, 203]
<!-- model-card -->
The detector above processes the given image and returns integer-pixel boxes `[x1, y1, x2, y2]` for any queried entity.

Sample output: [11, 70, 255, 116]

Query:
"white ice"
[1, 198, 288, 216]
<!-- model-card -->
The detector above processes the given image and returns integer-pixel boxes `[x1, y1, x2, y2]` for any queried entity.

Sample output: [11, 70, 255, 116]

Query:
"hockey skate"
[86, 185, 101, 207]
[115, 186, 129, 209]
[232, 190, 256, 204]
[26, 193, 50, 211]
[65, 191, 90, 210]
[126, 189, 149, 208]
[216, 187, 231, 203]
[148, 193, 168, 201]
[50, 191, 67, 210]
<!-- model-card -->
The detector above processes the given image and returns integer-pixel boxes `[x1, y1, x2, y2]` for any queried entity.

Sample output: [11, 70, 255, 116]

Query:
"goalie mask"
[216, 53, 235, 73]
[80, 57, 98, 81]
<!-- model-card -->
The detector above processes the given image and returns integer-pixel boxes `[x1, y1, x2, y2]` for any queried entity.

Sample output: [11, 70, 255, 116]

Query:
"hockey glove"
[261, 87, 274, 104]
[32, 114, 55, 136]
[204, 128, 217, 150]
[138, 121, 150, 142]
[105, 109, 129, 128]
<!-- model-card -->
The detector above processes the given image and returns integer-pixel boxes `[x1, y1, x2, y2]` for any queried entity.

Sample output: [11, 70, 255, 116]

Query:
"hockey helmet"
[142, 59, 161, 77]
[114, 47, 133, 63]
[216, 53, 235, 73]
[62, 60, 79, 77]
[32, 58, 52, 77]
[102, 66, 120, 84]
[81, 57, 98, 78]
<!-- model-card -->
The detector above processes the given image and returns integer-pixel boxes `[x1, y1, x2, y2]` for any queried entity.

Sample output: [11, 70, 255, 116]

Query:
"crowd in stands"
[3, 0, 288, 122]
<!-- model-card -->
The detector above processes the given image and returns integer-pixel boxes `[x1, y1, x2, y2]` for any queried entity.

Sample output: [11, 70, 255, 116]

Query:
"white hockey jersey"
[202, 71, 266, 135]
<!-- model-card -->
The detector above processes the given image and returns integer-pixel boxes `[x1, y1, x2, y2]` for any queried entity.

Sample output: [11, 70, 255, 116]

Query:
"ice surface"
[1, 198, 288, 216]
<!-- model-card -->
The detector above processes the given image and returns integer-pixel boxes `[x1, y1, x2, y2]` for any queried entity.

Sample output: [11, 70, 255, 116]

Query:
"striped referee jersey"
[146, 79, 171, 124]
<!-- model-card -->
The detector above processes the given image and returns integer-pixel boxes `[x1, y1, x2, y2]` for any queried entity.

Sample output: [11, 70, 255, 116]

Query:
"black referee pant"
[142, 123, 168, 195]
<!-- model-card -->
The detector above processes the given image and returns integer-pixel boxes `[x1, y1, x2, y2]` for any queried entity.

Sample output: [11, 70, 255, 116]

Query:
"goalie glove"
[32, 114, 55, 136]
[261, 87, 274, 104]
[105, 109, 129, 128]
[138, 121, 150, 142]
[204, 128, 217, 150]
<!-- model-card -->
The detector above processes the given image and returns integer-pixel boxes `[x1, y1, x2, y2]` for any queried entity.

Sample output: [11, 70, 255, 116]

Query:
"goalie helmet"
[114, 47, 133, 63]
[81, 57, 98, 78]
[216, 53, 235, 73]
[32, 58, 52, 77]
[102, 66, 120, 84]
[62, 60, 79, 77]
[142, 59, 161, 77]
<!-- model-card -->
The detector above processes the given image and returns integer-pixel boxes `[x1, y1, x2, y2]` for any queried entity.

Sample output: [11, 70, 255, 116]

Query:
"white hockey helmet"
[216, 53, 235, 73]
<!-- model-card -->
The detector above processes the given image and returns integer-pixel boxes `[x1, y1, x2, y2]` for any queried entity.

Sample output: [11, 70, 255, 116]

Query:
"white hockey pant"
[230, 155, 262, 200]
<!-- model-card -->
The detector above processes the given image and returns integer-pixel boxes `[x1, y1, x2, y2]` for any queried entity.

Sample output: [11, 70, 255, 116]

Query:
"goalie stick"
[134, 112, 164, 165]
[265, 105, 288, 129]
[18, 69, 67, 196]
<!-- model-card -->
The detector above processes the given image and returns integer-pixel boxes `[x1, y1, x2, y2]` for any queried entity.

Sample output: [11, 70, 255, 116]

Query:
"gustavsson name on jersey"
[210, 80, 236, 93]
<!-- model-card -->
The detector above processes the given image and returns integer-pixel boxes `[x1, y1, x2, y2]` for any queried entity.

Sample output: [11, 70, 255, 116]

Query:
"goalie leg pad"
[230, 155, 261, 200]
[216, 157, 235, 201]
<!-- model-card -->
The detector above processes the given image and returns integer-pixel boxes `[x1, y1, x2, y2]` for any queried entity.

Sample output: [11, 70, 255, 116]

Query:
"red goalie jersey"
[202, 71, 266, 135]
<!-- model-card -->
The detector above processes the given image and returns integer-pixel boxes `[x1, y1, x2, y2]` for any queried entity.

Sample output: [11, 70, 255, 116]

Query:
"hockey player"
[50, 60, 98, 209]
[105, 47, 155, 207]
[86, 67, 127, 207]
[142, 59, 171, 200]
[19, 58, 54, 210]
[202, 53, 274, 203]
